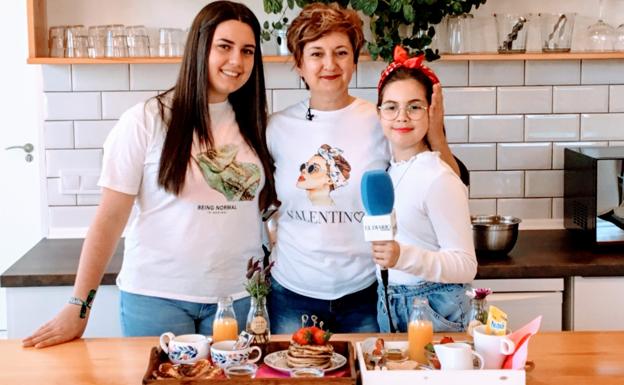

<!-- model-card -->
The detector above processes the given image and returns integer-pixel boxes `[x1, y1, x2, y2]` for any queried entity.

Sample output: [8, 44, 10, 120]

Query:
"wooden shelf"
[26, 0, 624, 65]
[26, 55, 295, 64]
[438, 52, 624, 61]
[27, 51, 624, 65]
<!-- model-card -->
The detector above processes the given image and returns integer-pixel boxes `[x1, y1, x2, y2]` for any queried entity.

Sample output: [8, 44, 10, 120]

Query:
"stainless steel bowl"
[471, 215, 521, 256]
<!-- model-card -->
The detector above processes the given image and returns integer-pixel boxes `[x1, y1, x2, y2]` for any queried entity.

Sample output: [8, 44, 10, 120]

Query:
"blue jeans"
[119, 291, 250, 336]
[377, 281, 470, 333]
[267, 278, 379, 334]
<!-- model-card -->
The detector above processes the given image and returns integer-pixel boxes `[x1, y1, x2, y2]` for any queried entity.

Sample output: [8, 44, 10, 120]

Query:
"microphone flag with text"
[360, 169, 397, 242]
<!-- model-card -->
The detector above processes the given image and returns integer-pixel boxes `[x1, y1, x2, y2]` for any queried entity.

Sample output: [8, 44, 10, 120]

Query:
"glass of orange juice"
[212, 296, 239, 342]
[407, 297, 433, 364]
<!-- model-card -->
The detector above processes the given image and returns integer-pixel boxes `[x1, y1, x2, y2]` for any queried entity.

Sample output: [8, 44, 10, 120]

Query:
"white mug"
[159, 332, 211, 365]
[434, 342, 484, 370]
[473, 325, 516, 369]
[210, 340, 262, 369]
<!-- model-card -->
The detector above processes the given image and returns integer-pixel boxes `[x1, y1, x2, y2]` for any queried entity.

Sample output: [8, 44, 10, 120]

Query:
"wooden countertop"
[1, 332, 623, 384]
[2, 230, 624, 287]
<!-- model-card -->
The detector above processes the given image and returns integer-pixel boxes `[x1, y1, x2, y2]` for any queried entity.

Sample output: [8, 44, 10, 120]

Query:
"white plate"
[263, 349, 347, 373]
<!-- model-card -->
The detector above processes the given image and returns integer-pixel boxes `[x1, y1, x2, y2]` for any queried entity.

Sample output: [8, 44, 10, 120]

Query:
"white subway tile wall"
[42, 65, 72, 91]
[525, 60, 580, 86]
[74, 120, 116, 148]
[468, 199, 497, 216]
[444, 116, 468, 143]
[581, 60, 624, 85]
[40, 60, 624, 229]
[497, 198, 552, 219]
[610, 85, 624, 112]
[524, 115, 579, 142]
[552, 86, 608, 113]
[449, 144, 496, 170]
[444, 87, 496, 115]
[469, 61, 524, 86]
[72, 64, 129, 91]
[497, 87, 552, 114]
[130, 64, 179, 91]
[497, 143, 552, 170]
[101, 91, 158, 119]
[469, 115, 524, 142]
[428, 61, 468, 87]
[44, 121, 74, 149]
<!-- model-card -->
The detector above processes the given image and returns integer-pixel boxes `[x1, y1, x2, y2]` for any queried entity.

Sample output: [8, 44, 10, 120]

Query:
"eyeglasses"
[300, 162, 321, 174]
[378, 102, 428, 121]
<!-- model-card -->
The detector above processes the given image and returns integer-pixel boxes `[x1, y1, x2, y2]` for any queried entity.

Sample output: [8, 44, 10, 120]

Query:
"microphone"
[306, 107, 315, 121]
[360, 170, 396, 242]
[361, 169, 397, 333]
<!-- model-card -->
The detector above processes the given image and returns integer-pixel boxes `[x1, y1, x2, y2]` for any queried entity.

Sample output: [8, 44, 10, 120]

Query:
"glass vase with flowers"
[244, 257, 274, 352]
[466, 287, 492, 336]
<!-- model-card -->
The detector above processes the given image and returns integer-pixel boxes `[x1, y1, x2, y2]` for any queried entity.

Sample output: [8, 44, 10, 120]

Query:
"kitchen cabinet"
[6, 285, 121, 338]
[26, 0, 624, 64]
[472, 278, 563, 332]
[570, 276, 624, 331]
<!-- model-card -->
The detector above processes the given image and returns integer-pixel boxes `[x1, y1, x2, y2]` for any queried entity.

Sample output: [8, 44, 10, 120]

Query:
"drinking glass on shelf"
[48, 26, 65, 57]
[586, 0, 616, 51]
[614, 24, 624, 51]
[446, 13, 473, 54]
[126, 25, 150, 57]
[158, 28, 183, 56]
[540, 13, 576, 52]
[65, 25, 88, 58]
[88, 25, 107, 58]
[494, 13, 530, 54]
[105, 24, 128, 57]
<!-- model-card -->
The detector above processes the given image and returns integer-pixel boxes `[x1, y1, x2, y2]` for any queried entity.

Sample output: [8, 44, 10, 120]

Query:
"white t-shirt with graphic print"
[98, 97, 264, 303]
[267, 98, 390, 300]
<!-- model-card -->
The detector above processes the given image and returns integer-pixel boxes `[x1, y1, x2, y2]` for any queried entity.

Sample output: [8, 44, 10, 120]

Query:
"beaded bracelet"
[68, 289, 96, 319]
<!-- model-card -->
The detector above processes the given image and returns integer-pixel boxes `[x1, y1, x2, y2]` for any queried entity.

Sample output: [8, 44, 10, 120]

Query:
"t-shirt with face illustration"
[267, 97, 390, 300]
[98, 97, 264, 303]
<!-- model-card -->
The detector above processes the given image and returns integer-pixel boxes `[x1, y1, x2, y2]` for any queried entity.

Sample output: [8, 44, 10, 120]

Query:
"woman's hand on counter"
[22, 303, 88, 348]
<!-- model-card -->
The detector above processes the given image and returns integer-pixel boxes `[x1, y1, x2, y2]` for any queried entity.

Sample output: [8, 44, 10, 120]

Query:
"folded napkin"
[502, 315, 542, 370]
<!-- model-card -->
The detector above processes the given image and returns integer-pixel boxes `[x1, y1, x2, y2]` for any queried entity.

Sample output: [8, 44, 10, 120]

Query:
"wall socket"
[59, 169, 101, 195]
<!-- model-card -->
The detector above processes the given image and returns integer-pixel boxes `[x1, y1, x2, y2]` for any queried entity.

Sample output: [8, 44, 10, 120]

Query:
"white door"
[0, 1, 45, 331]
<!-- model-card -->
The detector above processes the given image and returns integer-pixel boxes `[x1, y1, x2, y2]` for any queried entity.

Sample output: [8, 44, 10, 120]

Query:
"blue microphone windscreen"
[361, 170, 395, 215]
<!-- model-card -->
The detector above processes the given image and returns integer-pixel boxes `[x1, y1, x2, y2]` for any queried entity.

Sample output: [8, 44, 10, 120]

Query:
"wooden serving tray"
[143, 340, 356, 384]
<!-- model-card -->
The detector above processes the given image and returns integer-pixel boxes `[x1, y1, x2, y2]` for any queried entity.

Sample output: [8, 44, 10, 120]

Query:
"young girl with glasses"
[372, 47, 477, 333]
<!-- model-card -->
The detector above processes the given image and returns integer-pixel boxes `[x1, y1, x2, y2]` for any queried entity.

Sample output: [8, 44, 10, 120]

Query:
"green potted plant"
[262, 0, 488, 62]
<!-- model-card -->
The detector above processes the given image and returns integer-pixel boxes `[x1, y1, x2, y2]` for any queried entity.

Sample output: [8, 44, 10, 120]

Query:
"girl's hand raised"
[426, 83, 445, 146]
[372, 240, 401, 268]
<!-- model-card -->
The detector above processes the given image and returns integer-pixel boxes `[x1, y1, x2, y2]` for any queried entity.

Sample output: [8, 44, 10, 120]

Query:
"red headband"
[377, 46, 440, 91]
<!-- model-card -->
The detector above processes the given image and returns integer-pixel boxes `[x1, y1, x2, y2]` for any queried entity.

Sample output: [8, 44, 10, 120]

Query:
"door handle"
[5, 143, 34, 153]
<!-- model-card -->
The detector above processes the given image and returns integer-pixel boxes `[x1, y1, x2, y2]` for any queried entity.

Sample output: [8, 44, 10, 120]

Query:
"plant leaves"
[402, 4, 415, 23]
[352, 0, 378, 16]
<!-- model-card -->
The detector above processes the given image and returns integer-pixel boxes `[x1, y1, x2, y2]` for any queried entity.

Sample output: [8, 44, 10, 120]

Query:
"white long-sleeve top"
[380, 151, 477, 285]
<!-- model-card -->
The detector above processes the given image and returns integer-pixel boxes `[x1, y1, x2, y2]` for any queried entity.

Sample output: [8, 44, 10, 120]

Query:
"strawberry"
[310, 326, 332, 345]
[292, 327, 312, 345]
[439, 336, 454, 344]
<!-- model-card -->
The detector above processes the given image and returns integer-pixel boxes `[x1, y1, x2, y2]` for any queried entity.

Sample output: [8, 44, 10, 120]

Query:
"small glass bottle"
[467, 297, 488, 337]
[246, 296, 270, 353]
[212, 296, 238, 342]
[407, 297, 433, 364]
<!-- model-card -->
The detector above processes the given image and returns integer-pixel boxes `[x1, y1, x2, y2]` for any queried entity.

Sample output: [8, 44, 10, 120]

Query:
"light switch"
[59, 169, 101, 194]
[60, 172, 80, 193]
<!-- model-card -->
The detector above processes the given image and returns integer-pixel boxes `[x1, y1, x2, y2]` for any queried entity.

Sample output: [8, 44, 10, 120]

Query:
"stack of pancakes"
[286, 342, 334, 369]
